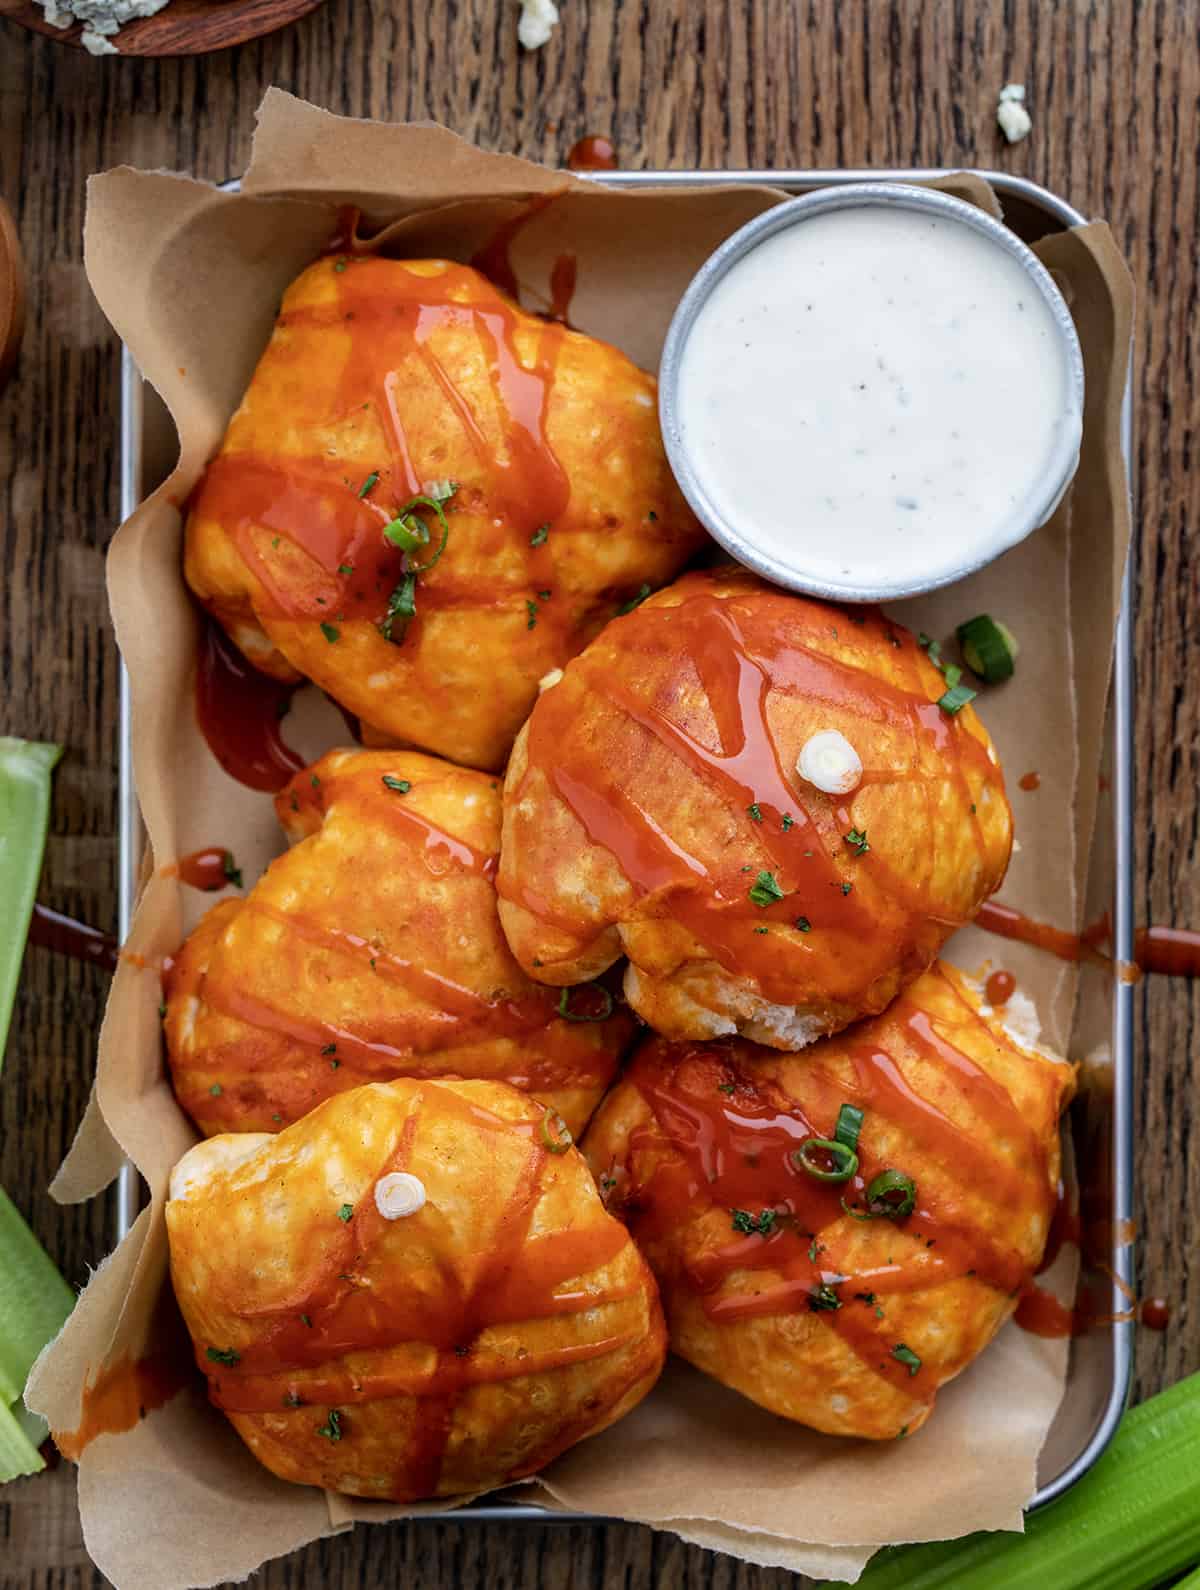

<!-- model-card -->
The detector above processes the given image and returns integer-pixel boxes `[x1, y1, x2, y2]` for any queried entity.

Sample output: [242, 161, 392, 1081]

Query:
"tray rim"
[116, 163, 1135, 1527]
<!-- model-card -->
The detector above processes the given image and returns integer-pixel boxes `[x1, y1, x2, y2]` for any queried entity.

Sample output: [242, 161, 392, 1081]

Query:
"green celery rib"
[0, 1187, 74, 1406]
[0, 738, 71, 1480]
[848, 1372, 1200, 1590]
[0, 737, 63, 1067]
[0, 1397, 48, 1481]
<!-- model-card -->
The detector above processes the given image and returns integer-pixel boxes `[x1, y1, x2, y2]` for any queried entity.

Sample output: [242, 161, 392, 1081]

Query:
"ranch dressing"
[674, 204, 1082, 595]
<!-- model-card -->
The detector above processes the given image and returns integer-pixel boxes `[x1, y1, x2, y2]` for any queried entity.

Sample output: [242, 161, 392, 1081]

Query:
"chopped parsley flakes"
[748, 869, 784, 907]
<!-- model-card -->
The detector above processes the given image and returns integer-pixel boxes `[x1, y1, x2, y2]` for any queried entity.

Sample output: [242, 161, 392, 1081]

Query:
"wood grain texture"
[1, 2, 1197, 1586]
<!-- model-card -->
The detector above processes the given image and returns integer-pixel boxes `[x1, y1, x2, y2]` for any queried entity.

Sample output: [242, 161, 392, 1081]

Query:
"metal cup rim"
[658, 181, 1086, 603]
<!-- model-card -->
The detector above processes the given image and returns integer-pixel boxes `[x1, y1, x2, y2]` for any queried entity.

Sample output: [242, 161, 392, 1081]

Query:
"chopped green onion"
[941, 662, 963, 690]
[748, 869, 784, 907]
[808, 1283, 843, 1312]
[844, 827, 870, 855]
[381, 775, 411, 794]
[381, 572, 418, 643]
[530, 524, 549, 547]
[891, 1343, 922, 1376]
[556, 983, 615, 1023]
[616, 583, 652, 615]
[795, 916, 812, 932]
[337, 1204, 353, 1223]
[937, 682, 977, 716]
[380, 487, 456, 643]
[525, 600, 539, 630]
[205, 1346, 240, 1366]
[222, 852, 243, 888]
[834, 1104, 864, 1153]
[539, 1108, 573, 1154]
[319, 622, 340, 643]
[357, 471, 379, 499]
[747, 803, 763, 822]
[957, 614, 1018, 683]
[382, 514, 430, 553]
[843, 1168, 918, 1220]
[316, 1409, 343, 1441]
[793, 1137, 858, 1183]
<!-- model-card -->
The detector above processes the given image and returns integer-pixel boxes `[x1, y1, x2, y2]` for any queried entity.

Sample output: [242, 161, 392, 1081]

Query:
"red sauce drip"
[173, 848, 235, 892]
[1038, 1181, 1082, 1274]
[514, 584, 997, 1006]
[1018, 770, 1041, 791]
[566, 135, 618, 171]
[27, 904, 118, 973]
[616, 974, 1050, 1389]
[1013, 1285, 1076, 1337]
[195, 618, 304, 793]
[1135, 926, 1200, 978]
[470, 192, 562, 303]
[975, 900, 1109, 965]
[1140, 1296, 1171, 1331]
[200, 1087, 641, 1496]
[548, 253, 578, 324]
[189, 259, 570, 655]
[1014, 1280, 1134, 1338]
[984, 969, 1016, 1006]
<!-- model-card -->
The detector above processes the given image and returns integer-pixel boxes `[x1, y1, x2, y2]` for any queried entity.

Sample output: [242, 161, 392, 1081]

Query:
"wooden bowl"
[0, 0, 327, 55]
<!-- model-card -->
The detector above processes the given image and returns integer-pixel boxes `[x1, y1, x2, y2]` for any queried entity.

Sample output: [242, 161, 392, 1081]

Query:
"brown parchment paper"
[26, 91, 1133, 1590]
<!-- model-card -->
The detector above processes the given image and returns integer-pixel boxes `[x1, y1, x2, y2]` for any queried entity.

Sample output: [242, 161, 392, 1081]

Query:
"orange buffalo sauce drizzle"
[512, 588, 995, 1003]
[978, 906, 1200, 982]
[170, 847, 234, 892]
[201, 1087, 634, 1497]
[620, 978, 1051, 1388]
[53, 1291, 195, 1460]
[53, 1352, 188, 1460]
[188, 778, 616, 1089]
[188, 257, 570, 645]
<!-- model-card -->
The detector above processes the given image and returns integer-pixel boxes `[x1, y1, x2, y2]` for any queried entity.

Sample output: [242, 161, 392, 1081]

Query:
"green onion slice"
[843, 1168, 918, 1220]
[539, 1107, 573, 1154]
[556, 982, 615, 1023]
[793, 1137, 859, 1183]
[834, 1104, 864, 1153]
[957, 614, 1018, 683]
[937, 682, 977, 716]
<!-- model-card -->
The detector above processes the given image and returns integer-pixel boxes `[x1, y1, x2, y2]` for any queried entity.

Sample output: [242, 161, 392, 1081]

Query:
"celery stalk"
[0, 739, 63, 1060]
[0, 738, 73, 1480]
[0, 1187, 74, 1406]
[849, 1373, 1200, 1590]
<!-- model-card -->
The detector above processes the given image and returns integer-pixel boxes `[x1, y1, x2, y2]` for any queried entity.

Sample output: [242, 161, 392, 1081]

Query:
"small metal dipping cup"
[658, 182, 1086, 602]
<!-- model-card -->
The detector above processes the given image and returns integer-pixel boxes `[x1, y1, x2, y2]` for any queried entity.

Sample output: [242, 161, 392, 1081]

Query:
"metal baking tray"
[117, 167, 1135, 1521]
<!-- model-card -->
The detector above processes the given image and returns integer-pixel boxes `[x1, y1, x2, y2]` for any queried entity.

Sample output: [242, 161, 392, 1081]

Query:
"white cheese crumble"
[34, 0, 172, 53]
[997, 83, 1033, 144]
[518, 0, 559, 49]
[796, 730, 863, 795]
[374, 1171, 426, 1219]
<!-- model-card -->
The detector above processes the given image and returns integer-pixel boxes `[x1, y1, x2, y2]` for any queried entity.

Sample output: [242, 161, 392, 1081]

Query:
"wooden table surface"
[1, 2, 1197, 1586]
